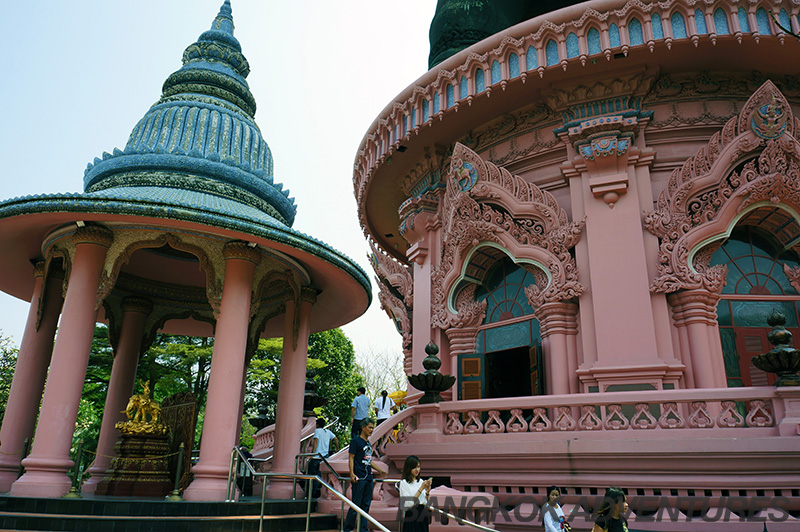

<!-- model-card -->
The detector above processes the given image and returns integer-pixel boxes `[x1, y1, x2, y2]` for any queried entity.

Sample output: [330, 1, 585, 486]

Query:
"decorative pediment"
[644, 80, 800, 293]
[431, 143, 584, 329]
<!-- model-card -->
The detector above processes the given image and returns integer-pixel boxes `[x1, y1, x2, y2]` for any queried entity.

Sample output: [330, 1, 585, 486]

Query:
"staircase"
[0, 495, 339, 532]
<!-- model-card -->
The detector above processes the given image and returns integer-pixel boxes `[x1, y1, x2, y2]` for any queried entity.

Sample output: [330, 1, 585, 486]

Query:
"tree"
[308, 329, 366, 442]
[242, 329, 365, 444]
[0, 334, 19, 426]
[356, 345, 407, 404]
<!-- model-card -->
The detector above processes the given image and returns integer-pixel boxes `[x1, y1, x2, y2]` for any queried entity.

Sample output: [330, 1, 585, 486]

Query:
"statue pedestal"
[94, 430, 172, 497]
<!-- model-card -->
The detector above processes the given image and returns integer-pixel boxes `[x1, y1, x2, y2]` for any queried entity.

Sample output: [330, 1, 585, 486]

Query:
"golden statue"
[116, 380, 167, 436]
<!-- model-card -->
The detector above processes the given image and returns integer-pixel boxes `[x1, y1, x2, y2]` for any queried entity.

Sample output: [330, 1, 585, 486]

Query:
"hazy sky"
[0, 1, 437, 363]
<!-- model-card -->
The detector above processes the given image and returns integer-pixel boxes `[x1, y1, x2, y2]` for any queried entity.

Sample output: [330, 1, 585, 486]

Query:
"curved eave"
[353, 0, 800, 262]
[0, 193, 371, 335]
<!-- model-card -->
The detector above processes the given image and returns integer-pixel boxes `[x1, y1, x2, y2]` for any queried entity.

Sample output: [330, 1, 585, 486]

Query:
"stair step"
[0, 495, 339, 532]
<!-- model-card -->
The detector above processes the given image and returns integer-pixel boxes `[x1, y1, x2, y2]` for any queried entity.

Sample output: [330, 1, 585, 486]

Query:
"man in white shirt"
[307, 417, 338, 498]
[374, 390, 396, 426]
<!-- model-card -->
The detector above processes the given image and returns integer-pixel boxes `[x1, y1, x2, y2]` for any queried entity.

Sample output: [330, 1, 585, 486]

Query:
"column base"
[183, 463, 231, 501]
[80, 461, 111, 495]
[9, 456, 73, 498]
[265, 477, 300, 499]
[0, 461, 22, 492]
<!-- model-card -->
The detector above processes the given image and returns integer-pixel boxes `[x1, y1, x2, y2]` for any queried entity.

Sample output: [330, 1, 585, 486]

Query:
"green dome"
[82, 0, 297, 227]
[428, 0, 580, 68]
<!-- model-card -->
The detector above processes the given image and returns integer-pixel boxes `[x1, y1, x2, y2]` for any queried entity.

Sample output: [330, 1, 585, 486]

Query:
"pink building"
[346, 1, 800, 530]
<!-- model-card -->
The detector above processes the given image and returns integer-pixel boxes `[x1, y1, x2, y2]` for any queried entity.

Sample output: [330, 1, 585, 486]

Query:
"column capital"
[667, 289, 721, 326]
[300, 286, 318, 304]
[121, 296, 153, 315]
[72, 225, 113, 248]
[534, 301, 579, 338]
[32, 260, 46, 278]
[222, 241, 262, 265]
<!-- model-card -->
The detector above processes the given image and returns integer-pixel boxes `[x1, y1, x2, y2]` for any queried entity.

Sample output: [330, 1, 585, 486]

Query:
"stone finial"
[752, 309, 800, 386]
[408, 341, 456, 404]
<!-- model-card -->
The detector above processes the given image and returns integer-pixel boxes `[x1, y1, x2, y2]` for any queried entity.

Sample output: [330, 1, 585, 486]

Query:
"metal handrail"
[229, 447, 503, 532]
[424, 502, 500, 532]
[227, 446, 392, 532]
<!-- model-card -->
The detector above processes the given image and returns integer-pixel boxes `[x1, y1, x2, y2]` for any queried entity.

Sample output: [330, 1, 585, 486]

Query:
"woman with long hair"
[592, 487, 629, 532]
[542, 486, 569, 531]
[398, 455, 432, 532]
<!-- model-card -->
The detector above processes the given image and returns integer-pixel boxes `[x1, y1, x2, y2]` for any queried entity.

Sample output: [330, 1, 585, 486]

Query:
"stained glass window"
[474, 258, 537, 324]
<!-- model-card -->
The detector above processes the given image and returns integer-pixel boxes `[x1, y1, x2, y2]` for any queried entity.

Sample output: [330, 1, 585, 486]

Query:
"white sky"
[0, 1, 437, 362]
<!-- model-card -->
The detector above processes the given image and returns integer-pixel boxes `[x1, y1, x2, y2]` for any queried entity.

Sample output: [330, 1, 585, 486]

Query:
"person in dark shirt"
[344, 418, 386, 532]
[592, 486, 629, 532]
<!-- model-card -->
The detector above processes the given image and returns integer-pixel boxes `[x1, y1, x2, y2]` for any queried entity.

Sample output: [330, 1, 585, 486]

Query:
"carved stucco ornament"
[431, 142, 584, 329]
[644, 80, 800, 294]
[369, 240, 413, 351]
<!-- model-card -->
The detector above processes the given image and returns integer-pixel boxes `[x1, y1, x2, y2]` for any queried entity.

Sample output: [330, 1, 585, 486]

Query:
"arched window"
[433, 91, 440, 114]
[738, 7, 750, 32]
[588, 27, 602, 54]
[475, 258, 537, 323]
[711, 217, 800, 387]
[460, 76, 468, 99]
[651, 13, 665, 39]
[566, 33, 579, 58]
[671, 12, 688, 38]
[608, 23, 621, 47]
[446, 84, 454, 108]
[695, 9, 708, 34]
[628, 18, 644, 45]
[545, 39, 559, 66]
[756, 8, 771, 34]
[475, 68, 485, 92]
[714, 9, 730, 35]
[508, 53, 520, 78]
[526, 45, 538, 70]
[491, 60, 501, 84]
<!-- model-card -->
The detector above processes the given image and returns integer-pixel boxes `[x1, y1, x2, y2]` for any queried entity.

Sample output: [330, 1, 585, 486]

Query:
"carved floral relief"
[644, 81, 800, 294]
[431, 142, 584, 329]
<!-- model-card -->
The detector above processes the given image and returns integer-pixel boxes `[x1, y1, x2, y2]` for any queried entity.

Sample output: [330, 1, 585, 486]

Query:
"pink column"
[535, 302, 576, 395]
[667, 290, 726, 389]
[184, 242, 260, 501]
[266, 291, 314, 499]
[82, 296, 152, 494]
[10, 226, 113, 497]
[0, 263, 63, 491]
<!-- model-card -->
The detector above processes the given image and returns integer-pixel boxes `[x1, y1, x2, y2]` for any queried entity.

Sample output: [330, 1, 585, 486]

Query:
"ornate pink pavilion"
[331, 0, 800, 530]
[0, 1, 370, 502]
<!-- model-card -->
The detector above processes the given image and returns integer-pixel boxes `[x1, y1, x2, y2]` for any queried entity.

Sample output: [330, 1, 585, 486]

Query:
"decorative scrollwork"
[485, 410, 505, 434]
[631, 403, 657, 429]
[718, 401, 745, 428]
[745, 400, 774, 427]
[578, 405, 602, 430]
[604, 404, 630, 430]
[554, 406, 576, 431]
[688, 401, 714, 428]
[432, 143, 584, 328]
[644, 81, 799, 294]
[444, 412, 464, 435]
[658, 402, 686, 429]
[464, 411, 484, 434]
[507, 409, 528, 433]
[529, 407, 552, 432]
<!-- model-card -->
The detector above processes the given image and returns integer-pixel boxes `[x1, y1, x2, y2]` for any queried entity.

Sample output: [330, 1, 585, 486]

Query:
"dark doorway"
[484, 346, 532, 398]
